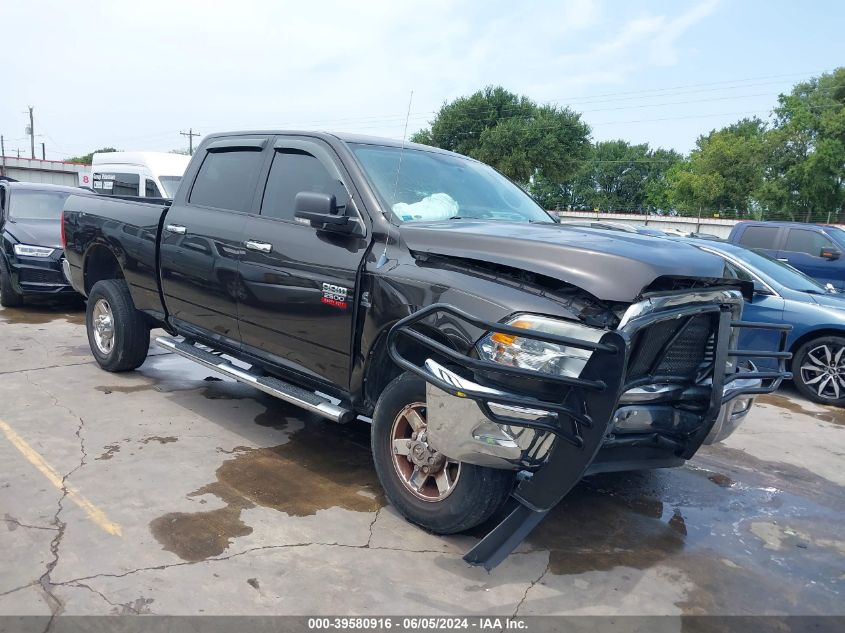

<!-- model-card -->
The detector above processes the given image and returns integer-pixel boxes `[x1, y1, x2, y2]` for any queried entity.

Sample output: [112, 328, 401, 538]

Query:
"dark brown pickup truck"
[61, 130, 790, 568]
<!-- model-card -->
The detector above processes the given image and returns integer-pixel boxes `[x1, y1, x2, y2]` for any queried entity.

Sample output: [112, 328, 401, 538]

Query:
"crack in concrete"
[0, 359, 95, 376]
[0, 582, 37, 598]
[3, 515, 60, 532]
[366, 507, 383, 547]
[63, 581, 141, 614]
[57, 539, 537, 591]
[23, 374, 90, 632]
[511, 557, 550, 618]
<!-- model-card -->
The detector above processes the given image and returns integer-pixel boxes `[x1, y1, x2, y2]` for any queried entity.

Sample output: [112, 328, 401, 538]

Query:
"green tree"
[757, 68, 845, 222]
[411, 86, 535, 157]
[412, 86, 590, 186]
[66, 147, 118, 165]
[666, 118, 766, 217]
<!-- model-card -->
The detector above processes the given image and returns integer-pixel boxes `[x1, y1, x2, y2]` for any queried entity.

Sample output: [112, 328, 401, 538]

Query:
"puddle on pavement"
[0, 305, 85, 325]
[756, 393, 845, 426]
[519, 449, 845, 615]
[150, 420, 383, 562]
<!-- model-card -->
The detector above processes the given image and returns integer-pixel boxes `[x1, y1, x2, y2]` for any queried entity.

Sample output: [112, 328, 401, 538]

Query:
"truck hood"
[4, 219, 63, 249]
[400, 220, 733, 303]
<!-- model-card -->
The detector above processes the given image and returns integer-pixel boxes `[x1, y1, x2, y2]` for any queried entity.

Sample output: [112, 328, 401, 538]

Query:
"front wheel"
[86, 279, 150, 372]
[793, 336, 845, 406]
[371, 373, 515, 534]
[0, 259, 23, 307]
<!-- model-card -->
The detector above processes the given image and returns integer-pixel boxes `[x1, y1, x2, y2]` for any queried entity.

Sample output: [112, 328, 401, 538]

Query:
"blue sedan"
[682, 239, 845, 405]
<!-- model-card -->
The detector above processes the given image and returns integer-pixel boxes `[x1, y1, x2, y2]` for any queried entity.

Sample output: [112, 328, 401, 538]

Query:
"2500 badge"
[321, 283, 349, 309]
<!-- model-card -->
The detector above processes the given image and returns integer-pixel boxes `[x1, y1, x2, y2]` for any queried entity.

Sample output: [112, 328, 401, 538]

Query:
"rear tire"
[371, 372, 515, 534]
[86, 279, 150, 372]
[0, 260, 24, 307]
[793, 336, 845, 406]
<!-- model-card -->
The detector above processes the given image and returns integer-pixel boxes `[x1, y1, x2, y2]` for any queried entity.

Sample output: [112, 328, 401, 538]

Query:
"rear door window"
[737, 225, 780, 249]
[783, 228, 834, 257]
[189, 150, 265, 212]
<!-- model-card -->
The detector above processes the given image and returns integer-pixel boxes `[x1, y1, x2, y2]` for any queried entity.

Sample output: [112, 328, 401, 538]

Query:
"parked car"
[680, 238, 845, 405]
[728, 221, 845, 290]
[61, 131, 788, 568]
[0, 181, 80, 306]
[91, 151, 190, 199]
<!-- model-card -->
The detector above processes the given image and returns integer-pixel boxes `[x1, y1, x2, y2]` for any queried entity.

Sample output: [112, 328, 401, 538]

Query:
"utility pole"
[28, 106, 35, 159]
[41, 142, 46, 160]
[180, 128, 199, 155]
[1, 135, 6, 176]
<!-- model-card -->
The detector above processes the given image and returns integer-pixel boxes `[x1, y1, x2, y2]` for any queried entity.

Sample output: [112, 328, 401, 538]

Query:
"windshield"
[351, 144, 553, 224]
[159, 176, 181, 198]
[719, 245, 828, 293]
[9, 190, 71, 221]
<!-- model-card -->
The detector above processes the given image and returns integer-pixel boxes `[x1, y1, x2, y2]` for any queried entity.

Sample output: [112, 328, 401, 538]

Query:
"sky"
[2, 0, 842, 161]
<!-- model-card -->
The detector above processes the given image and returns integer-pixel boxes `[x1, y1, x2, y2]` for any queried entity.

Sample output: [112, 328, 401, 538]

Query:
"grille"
[627, 313, 717, 382]
[19, 268, 65, 285]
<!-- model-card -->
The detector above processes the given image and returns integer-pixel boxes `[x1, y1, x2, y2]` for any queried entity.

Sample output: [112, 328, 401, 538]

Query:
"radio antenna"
[378, 89, 414, 268]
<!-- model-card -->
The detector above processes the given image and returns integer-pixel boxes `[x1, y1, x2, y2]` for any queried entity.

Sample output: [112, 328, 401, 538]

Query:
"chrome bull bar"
[387, 302, 792, 569]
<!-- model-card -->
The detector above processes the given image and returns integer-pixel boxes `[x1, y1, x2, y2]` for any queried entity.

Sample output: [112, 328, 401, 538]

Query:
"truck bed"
[62, 193, 170, 318]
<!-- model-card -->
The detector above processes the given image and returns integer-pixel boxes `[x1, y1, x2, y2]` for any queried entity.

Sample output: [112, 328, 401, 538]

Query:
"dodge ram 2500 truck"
[61, 131, 791, 568]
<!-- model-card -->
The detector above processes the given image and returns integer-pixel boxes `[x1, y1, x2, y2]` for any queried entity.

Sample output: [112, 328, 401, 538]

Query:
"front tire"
[86, 279, 150, 372]
[793, 335, 845, 406]
[371, 373, 514, 534]
[0, 260, 23, 307]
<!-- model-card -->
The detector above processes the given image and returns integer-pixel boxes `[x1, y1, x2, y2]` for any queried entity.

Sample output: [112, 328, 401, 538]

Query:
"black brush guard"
[388, 302, 791, 569]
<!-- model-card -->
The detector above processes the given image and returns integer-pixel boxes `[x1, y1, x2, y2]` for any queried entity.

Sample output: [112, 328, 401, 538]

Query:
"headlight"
[14, 244, 55, 258]
[477, 314, 605, 377]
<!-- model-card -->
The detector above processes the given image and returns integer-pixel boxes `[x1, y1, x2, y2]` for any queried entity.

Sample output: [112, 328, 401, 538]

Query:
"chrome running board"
[155, 336, 353, 424]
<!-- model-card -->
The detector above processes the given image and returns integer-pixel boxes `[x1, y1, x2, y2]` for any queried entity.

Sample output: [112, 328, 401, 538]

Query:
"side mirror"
[820, 247, 841, 260]
[294, 192, 352, 233]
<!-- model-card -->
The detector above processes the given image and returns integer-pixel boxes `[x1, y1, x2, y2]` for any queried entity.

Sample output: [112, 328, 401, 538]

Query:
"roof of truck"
[203, 130, 462, 157]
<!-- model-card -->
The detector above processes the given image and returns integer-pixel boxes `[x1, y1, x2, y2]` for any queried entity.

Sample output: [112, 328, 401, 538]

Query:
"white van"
[91, 152, 191, 199]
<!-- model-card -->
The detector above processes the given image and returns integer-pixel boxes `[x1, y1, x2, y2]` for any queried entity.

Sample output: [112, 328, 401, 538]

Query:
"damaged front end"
[387, 290, 791, 569]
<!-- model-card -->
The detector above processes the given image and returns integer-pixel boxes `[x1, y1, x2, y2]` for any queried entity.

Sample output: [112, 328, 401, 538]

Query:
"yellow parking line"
[0, 418, 122, 536]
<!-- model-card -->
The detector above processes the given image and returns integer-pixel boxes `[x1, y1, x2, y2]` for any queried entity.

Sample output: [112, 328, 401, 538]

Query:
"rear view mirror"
[294, 192, 353, 233]
[820, 247, 841, 260]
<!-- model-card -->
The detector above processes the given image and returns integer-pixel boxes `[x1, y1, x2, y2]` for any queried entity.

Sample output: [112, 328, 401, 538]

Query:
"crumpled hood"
[400, 220, 733, 303]
[4, 220, 62, 249]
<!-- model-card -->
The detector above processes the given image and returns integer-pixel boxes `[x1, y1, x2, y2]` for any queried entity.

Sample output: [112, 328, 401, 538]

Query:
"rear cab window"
[737, 225, 780, 250]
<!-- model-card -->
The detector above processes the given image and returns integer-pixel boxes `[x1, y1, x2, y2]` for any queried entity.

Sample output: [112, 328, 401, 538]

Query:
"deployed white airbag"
[393, 193, 459, 222]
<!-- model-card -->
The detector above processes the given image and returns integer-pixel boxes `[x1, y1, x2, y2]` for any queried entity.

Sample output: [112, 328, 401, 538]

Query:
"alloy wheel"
[799, 343, 845, 400]
[390, 402, 461, 502]
[91, 298, 115, 355]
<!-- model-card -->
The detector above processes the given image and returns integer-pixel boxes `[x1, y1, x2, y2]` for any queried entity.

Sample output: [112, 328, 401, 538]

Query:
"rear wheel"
[86, 279, 150, 372]
[371, 373, 515, 534]
[793, 336, 845, 406]
[0, 260, 23, 307]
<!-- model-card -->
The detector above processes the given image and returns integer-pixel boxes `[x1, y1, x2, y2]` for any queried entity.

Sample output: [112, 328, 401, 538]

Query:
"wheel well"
[789, 329, 845, 361]
[363, 324, 464, 410]
[84, 246, 124, 295]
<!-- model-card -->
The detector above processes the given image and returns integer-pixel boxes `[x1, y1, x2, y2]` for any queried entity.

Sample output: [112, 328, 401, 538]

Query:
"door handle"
[165, 224, 187, 235]
[244, 240, 272, 254]
[777, 258, 789, 262]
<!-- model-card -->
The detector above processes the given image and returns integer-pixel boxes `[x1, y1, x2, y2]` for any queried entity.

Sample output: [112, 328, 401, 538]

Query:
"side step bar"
[155, 336, 354, 424]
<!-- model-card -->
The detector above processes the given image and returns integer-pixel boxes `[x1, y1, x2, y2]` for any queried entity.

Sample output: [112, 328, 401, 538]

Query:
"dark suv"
[0, 181, 80, 306]
[728, 221, 845, 290]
